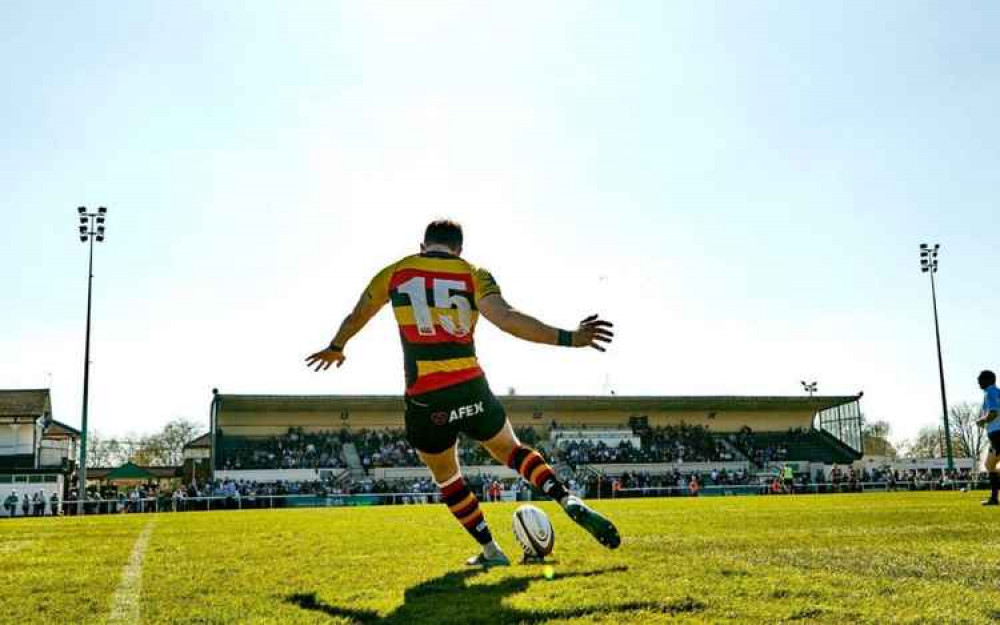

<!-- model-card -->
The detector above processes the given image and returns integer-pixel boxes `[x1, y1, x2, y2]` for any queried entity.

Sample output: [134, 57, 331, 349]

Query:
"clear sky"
[2, 2, 997, 445]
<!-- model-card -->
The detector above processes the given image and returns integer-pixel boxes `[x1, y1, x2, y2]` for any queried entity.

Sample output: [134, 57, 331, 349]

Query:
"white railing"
[612, 478, 988, 498]
[2, 479, 989, 518]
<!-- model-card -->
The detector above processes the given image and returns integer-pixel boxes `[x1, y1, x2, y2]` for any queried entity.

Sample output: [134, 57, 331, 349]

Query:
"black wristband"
[557, 330, 573, 347]
[329, 342, 344, 352]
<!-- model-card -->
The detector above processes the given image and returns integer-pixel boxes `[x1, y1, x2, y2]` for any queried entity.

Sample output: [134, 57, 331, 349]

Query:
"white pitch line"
[108, 520, 155, 625]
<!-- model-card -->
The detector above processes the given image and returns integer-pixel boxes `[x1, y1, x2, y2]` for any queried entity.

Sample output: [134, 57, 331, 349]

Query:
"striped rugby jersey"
[364, 251, 501, 396]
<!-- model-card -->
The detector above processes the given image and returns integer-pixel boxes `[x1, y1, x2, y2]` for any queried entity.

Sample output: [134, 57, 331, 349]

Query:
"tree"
[900, 425, 963, 460]
[132, 419, 203, 466]
[86, 432, 130, 467]
[87, 419, 204, 467]
[949, 401, 988, 463]
[901, 426, 944, 459]
[862, 419, 897, 458]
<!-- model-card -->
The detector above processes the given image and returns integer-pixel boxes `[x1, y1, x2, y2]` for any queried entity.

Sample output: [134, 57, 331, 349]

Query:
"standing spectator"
[688, 476, 700, 497]
[3, 491, 17, 517]
[171, 489, 184, 512]
[21, 493, 30, 517]
[49, 492, 60, 516]
[782, 465, 795, 494]
[32, 490, 46, 516]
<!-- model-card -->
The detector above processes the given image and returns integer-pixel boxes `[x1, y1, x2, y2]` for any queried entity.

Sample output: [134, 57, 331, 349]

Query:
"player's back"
[366, 251, 501, 396]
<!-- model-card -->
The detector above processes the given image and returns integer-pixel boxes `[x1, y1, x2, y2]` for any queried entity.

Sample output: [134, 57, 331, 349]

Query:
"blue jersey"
[984, 385, 1000, 434]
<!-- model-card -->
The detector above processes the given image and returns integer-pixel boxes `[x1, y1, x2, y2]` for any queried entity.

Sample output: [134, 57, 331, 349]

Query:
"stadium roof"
[0, 389, 51, 418]
[214, 393, 862, 414]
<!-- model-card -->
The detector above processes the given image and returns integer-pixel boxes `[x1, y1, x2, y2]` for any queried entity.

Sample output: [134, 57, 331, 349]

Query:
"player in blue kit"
[976, 370, 1000, 506]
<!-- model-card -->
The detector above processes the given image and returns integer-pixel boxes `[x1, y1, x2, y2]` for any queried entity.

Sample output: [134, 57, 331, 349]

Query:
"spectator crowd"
[219, 427, 347, 470]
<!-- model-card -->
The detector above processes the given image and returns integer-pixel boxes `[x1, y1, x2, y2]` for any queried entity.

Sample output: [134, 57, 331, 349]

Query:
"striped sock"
[507, 445, 568, 503]
[439, 477, 493, 545]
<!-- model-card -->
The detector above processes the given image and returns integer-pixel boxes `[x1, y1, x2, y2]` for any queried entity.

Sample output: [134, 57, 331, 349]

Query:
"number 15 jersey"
[364, 250, 501, 396]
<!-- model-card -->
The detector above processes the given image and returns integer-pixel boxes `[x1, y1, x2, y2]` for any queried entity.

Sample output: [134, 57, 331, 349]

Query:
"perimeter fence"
[2, 478, 991, 518]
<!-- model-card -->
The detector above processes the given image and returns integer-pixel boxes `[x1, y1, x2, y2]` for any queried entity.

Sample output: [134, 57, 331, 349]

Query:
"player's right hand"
[305, 348, 346, 371]
[573, 314, 614, 352]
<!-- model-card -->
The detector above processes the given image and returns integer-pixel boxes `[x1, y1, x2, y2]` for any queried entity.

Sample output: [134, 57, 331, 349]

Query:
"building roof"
[184, 432, 211, 449]
[0, 389, 51, 418]
[44, 420, 80, 439]
[89, 463, 179, 481]
[215, 393, 862, 414]
[105, 462, 155, 481]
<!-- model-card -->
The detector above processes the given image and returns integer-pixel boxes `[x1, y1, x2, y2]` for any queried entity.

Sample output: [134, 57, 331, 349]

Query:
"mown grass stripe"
[108, 520, 155, 625]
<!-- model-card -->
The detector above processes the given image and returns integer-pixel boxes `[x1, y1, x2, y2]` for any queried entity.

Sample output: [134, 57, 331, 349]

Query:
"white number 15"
[396, 276, 472, 337]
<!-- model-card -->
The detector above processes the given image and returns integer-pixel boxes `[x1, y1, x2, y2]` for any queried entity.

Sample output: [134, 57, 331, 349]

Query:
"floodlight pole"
[921, 243, 953, 471]
[78, 229, 94, 512]
[77, 207, 107, 513]
[929, 268, 954, 470]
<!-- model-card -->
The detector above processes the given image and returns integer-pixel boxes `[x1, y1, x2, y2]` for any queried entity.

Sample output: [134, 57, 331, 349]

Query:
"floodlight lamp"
[96, 216, 105, 224]
[78, 226, 87, 234]
[96, 235, 104, 242]
[98, 207, 107, 214]
[920, 243, 928, 249]
[97, 227, 105, 235]
[921, 267, 929, 273]
[934, 244, 940, 250]
[78, 206, 86, 215]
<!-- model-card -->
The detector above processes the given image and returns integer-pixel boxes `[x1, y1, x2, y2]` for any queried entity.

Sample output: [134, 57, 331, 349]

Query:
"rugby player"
[976, 370, 1000, 506]
[305, 220, 621, 566]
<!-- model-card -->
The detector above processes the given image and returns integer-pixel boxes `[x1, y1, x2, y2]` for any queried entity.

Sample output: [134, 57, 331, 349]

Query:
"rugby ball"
[512, 504, 554, 558]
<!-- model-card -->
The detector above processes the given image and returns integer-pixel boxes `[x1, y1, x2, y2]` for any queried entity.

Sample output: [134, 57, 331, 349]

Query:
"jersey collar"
[420, 250, 458, 259]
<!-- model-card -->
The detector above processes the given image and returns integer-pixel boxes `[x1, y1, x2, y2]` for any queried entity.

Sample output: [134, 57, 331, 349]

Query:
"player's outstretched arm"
[305, 290, 385, 372]
[478, 293, 613, 351]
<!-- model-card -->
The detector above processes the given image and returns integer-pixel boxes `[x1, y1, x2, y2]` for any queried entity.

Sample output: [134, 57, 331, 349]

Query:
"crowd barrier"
[613, 478, 989, 498]
[1, 479, 990, 518]
[0, 491, 515, 517]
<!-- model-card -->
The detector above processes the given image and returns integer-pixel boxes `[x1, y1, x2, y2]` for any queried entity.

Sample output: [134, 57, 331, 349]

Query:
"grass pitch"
[3, 492, 1000, 624]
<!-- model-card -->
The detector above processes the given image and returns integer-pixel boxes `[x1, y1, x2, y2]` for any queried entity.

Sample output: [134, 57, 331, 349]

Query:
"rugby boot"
[562, 495, 621, 549]
[465, 542, 511, 568]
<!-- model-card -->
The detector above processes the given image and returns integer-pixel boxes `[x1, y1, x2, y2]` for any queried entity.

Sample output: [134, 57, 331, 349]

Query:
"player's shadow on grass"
[287, 565, 704, 624]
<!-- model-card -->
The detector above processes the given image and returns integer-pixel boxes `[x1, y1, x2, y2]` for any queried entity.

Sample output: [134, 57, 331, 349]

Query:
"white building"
[1, 389, 79, 516]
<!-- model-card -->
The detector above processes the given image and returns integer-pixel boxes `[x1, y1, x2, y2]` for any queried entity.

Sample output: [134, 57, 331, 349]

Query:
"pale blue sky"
[1, 2, 997, 444]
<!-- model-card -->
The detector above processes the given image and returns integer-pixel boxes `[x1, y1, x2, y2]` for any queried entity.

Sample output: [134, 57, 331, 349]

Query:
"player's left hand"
[573, 314, 614, 352]
[305, 348, 345, 371]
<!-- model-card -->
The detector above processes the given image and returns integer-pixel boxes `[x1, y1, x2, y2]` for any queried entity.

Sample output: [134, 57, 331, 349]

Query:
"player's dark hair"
[981, 370, 997, 386]
[424, 219, 463, 251]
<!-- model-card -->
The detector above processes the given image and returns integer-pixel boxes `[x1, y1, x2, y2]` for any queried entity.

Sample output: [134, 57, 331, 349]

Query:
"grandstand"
[204, 390, 864, 485]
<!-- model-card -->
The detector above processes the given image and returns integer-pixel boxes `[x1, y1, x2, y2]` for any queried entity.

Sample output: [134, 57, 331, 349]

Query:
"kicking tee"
[363, 251, 501, 396]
